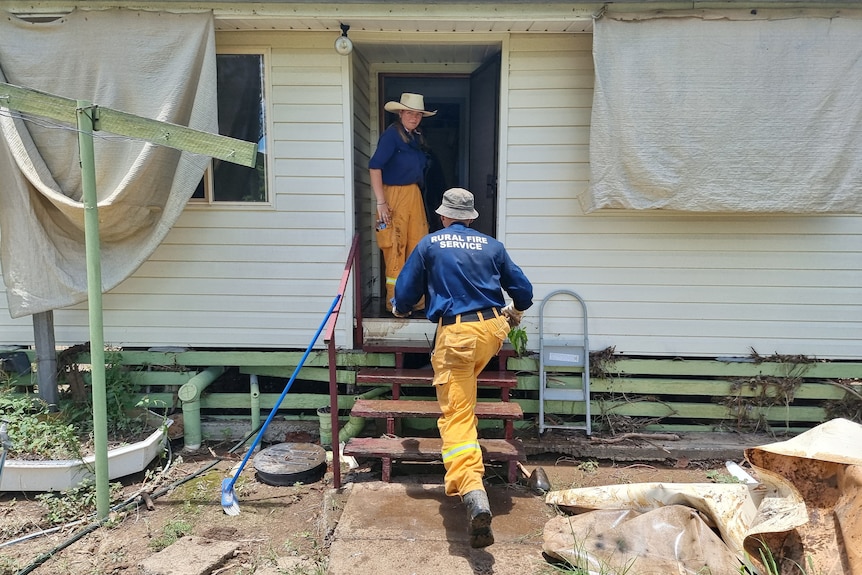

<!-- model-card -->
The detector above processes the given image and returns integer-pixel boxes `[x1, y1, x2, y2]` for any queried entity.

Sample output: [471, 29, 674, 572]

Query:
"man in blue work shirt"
[392, 187, 533, 548]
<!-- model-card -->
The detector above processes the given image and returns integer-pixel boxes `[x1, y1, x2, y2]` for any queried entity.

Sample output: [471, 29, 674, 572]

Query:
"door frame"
[362, 45, 506, 316]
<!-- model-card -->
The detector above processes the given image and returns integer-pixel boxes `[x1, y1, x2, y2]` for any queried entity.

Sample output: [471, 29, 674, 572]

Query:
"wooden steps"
[344, 365, 524, 482]
[344, 437, 524, 461]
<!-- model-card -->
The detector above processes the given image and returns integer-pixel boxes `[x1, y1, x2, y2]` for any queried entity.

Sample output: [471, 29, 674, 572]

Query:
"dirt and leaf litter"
[2, 432, 728, 575]
[543, 418, 862, 575]
[0, 420, 858, 575]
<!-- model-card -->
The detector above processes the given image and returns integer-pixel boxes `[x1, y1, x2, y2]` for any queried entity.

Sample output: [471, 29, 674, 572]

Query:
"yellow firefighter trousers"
[432, 312, 511, 497]
[378, 183, 427, 311]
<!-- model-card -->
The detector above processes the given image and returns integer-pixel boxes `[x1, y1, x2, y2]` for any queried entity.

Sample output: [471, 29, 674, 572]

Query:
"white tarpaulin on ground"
[544, 418, 862, 575]
[0, 9, 216, 318]
[584, 12, 862, 213]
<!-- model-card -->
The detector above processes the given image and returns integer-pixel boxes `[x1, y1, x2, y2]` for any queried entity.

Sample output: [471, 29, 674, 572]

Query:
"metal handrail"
[324, 233, 361, 489]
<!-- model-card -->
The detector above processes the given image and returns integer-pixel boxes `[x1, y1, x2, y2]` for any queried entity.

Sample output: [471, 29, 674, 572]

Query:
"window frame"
[190, 46, 273, 207]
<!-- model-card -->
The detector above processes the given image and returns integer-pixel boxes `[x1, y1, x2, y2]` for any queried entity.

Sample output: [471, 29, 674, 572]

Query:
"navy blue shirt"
[368, 124, 427, 186]
[393, 223, 533, 322]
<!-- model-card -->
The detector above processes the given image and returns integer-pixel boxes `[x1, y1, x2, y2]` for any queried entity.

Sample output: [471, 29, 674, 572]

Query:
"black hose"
[16, 520, 104, 575]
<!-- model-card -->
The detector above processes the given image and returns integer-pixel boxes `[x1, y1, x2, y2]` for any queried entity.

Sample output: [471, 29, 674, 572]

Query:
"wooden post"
[32, 311, 58, 409]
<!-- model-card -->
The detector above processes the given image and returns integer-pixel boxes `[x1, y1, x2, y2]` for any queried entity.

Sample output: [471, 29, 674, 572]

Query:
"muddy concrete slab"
[328, 481, 557, 575]
[138, 536, 240, 575]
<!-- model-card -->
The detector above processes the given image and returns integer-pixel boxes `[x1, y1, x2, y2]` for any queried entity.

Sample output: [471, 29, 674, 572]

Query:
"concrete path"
[327, 481, 559, 575]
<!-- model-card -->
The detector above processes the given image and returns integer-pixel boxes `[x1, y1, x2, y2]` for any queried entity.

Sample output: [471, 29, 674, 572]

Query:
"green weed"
[0, 393, 82, 460]
[706, 470, 741, 484]
[35, 479, 123, 524]
[547, 521, 638, 574]
[508, 326, 529, 357]
[1, 349, 165, 462]
[149, 517, 193, 551]
[743, 540, 822, 575]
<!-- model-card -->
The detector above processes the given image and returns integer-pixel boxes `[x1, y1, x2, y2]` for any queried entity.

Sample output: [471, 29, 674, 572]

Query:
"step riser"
[351, 399, 522, 420]
[356, 368, 517, 389]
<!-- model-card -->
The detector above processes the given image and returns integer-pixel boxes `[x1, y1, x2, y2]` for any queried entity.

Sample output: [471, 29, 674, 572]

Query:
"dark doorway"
[381, 56, 500, 237]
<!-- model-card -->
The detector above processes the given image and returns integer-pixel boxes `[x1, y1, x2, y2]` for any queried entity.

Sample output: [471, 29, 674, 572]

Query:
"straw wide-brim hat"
[384, 93, 437, 117]
[436, 188, 479, 220]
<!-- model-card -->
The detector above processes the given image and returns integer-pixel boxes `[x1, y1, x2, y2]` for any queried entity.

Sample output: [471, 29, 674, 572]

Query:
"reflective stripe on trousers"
[432, 313, 509, 497]
[442, 440, 482, 463]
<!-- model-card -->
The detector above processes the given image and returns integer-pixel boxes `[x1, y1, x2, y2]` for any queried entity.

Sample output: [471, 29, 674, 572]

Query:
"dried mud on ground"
[0, 441, 725, 575]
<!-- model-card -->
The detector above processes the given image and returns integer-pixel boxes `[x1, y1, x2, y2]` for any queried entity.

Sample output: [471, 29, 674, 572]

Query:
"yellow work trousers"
[377, 183, 427, 311]
[432, 312, 511, 497]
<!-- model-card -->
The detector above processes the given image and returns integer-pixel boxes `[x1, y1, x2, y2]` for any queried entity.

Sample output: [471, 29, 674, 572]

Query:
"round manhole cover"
[253, 442, 327, 486]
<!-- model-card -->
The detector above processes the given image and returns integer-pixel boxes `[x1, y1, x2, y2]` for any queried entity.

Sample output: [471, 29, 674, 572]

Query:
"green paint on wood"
[0, 81, 257, 166]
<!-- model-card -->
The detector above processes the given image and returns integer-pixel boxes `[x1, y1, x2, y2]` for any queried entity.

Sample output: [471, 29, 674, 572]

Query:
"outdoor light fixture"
[334, 23, 353, 55]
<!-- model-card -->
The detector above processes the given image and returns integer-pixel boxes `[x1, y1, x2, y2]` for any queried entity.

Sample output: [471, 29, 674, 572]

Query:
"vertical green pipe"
[177, 366, 225, 450]
[76, 101, 109, 518]
[249, 374, 260, 441]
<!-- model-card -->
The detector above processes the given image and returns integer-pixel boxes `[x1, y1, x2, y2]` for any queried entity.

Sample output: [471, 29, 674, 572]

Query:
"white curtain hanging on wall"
[0, 9, 216, 318]
[585, 12, 862, 213]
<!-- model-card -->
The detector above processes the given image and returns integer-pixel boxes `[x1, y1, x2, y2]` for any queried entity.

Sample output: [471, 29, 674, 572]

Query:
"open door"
[467, 52, 501, 237]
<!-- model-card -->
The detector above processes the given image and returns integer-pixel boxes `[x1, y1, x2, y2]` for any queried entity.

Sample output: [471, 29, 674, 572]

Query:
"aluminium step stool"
[538, 289, 591, 435]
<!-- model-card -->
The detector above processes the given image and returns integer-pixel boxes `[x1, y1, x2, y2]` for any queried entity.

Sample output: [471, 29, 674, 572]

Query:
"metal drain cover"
[253, 442, 327, 486]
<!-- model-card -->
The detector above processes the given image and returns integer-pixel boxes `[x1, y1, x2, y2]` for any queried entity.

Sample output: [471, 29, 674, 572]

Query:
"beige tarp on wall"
[0, 9, 216, 318]
[585, 13, 862, 213]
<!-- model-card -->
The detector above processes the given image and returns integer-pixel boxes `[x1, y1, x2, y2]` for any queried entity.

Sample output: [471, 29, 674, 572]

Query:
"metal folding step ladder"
[538, 289, 591, 435]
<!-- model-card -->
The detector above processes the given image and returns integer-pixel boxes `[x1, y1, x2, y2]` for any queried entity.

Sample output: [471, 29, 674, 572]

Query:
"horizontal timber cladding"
[12, 349, 859, 437]
[503, 32, 862, 360]
[506, 354, 862, 434]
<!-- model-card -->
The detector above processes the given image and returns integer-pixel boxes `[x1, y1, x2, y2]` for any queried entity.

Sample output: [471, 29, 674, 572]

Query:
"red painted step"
[343, 436, 524, 462]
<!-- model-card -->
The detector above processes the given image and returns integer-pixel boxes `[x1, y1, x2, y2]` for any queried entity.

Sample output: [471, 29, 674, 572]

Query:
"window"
[194, 50, 269, 203]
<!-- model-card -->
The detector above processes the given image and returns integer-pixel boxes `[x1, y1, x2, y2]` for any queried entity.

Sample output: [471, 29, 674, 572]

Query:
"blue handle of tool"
[227, 293, 341, 490]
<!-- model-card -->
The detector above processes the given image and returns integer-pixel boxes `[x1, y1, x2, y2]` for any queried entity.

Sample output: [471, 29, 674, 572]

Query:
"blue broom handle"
[227, 293, 341, 489]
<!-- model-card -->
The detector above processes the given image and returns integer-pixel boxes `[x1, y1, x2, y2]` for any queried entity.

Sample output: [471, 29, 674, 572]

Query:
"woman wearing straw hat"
[369, 92, 436, 313]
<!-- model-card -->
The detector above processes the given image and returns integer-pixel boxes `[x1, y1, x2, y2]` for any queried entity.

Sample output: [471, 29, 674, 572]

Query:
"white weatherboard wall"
[0, 32, 354, 350]
[0, 30, 859, 360]
[504, 33, 862, 360]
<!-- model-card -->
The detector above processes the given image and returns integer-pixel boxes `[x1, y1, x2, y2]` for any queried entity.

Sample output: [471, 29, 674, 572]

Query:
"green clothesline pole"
[76, 101, 110, 517]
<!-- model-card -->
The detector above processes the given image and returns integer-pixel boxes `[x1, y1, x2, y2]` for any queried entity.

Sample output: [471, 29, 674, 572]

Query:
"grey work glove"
[501, 303, 524, 327]
[391, 298, 411, 318]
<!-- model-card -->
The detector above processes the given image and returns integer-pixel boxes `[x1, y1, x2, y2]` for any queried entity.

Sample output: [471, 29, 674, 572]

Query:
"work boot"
[463, 489, 494, 548]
